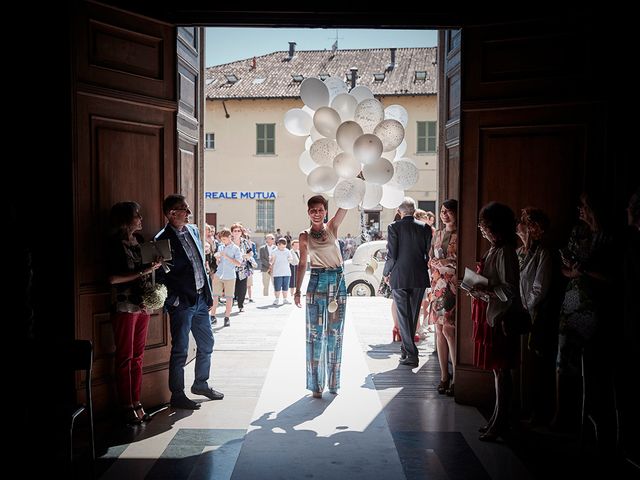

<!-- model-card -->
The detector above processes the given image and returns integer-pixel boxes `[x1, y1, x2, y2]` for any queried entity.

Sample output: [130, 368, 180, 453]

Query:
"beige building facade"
[204, 47, 438, 242]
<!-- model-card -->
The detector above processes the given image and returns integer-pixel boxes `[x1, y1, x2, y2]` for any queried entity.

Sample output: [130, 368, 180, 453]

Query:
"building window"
[256, 200, 274, 232]
[256, 123, 275, 155]
[417, 121, 437, 153]
[205, 133, 215, 149]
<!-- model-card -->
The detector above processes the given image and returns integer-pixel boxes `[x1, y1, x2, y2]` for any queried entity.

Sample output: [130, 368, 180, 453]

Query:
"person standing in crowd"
[516, 207, 556, 424]
[383, 197, 432, 368]
[107, 201, 161, 425]
[270, 237, 298, 304]
[155, 194, 223, 409]
[428, 199, 458, 396]
[259, 234, 276, 297]
[230, 223, 253, 313]
[553, 192, 612, 434]
[243, 228, 257, 302]
[210, 228, 242, 327]
[289, 239, 301, 297]
[425, 211, 437, 235]
[470, 202, 523, 441]
[294, 195, 348, 398]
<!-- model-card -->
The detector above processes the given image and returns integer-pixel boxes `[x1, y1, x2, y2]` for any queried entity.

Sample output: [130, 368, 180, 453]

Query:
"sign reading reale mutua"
[205, 191, 277, 200]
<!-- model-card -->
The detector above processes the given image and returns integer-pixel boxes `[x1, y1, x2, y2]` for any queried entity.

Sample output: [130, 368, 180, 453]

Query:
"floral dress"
[428, 229, 458, 325]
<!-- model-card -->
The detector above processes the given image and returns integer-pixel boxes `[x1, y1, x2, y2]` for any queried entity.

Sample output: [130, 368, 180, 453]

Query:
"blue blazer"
[155, 223, 213, 308]
[382, 215, 432, 289]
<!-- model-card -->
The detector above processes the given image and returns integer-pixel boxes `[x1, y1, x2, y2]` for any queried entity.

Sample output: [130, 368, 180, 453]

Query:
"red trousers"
[112, 311, 150, 406]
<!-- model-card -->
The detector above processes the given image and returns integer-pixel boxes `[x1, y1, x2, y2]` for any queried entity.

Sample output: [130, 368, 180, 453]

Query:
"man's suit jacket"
[382, 215, 432, 289]
[155, 223, 213, 308]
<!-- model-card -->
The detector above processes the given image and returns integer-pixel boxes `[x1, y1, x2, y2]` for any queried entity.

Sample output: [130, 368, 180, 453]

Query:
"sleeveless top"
[306, 226, 343, 268]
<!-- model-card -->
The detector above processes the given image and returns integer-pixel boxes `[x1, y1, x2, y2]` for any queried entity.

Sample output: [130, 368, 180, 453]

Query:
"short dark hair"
[307, 195, 328, 210]
[479, 201, 517, 246]
[163, 194, 186, 215]
[276, 237, 287, 245]
[442, 198, 458, 212]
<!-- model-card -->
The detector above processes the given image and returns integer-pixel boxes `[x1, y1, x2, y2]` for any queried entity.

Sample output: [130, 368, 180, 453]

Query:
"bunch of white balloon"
[284, 77, 419, 210]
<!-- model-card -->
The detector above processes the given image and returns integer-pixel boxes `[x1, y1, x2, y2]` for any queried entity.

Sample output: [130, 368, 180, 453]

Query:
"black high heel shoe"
[478, 424, 490, 433]
[437, 375, 450, 395]
[124, 407, 143, 426]
[134, 403, 151, 422]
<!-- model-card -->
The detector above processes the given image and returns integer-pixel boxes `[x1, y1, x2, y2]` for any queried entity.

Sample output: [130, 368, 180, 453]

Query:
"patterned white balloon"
[350, 85, 374, 103]
[324, 76, 348, 101]
[284, 108, 313, 136]
[389, 159, 419, 189]
[361, 182, 383, 209]
[373, 119, 405, 151]
[384, 104, 409, 128]
[333, 152, 361, 179]
[354, 98, 384, 133]
[313, 107, 341, 139]
[333, 178, 366, 209]
[309, 138, 339, 166]
[299, 150, 318, 175]
[353, 134, 383, 165]
[331, 93, 358, 121]
[307, 166, 339, 193]
[300, 77, 330, 110]
[336, 121, 363, 154]
[362, 157, 394, 185]
[380, 185, 405, 209]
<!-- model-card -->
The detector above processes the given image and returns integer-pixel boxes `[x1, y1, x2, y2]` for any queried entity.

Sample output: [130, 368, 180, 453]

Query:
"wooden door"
[454, 19, 606, 409]
[73, 1, 178, 411]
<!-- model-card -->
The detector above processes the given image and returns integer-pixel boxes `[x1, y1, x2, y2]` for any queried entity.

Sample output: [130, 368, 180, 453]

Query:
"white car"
[343, 240, 387, 296]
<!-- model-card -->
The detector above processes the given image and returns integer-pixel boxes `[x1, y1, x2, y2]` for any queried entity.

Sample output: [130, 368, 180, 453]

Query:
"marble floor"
[92, 276, 551, 480]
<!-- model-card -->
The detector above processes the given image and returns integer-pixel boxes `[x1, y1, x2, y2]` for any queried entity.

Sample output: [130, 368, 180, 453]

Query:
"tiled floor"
[94, 276, 536, 480]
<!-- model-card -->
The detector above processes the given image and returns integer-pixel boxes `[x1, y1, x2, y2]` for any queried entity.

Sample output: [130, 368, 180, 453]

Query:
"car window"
[374, 249, 387, 261]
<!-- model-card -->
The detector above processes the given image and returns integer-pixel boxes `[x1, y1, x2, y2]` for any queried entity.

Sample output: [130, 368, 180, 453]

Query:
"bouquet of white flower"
[142, 283, 167, 310]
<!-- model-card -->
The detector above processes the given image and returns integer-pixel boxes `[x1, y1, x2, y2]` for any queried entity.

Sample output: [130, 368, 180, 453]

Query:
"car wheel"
[348, 280, 375, 297]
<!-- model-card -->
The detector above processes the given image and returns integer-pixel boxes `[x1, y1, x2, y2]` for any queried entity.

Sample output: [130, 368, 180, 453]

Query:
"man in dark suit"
[383, 197, 432, 367]
[156, 194, 223, 409]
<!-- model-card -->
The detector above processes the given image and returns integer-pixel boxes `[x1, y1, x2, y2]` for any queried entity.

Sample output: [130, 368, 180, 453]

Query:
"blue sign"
[205, 191, 277, 200]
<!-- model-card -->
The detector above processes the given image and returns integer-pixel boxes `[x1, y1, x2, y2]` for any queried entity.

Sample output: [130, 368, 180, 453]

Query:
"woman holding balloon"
[294, 195, 348, 399]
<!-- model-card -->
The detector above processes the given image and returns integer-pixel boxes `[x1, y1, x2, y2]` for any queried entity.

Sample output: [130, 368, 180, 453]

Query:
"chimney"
[251, 56, 256, 69]
[350, 67, 358, 90]
[387, 48, 397, 71]
[288, 42, 297, 58]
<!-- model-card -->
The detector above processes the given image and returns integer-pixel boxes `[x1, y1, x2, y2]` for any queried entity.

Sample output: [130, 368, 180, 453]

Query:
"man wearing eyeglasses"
[156, 194, 224, 409]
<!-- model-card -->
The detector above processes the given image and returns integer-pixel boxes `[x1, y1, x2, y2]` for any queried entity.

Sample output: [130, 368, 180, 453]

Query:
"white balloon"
[333, 178, 366, 209]
[354, 98, 385, 133]
[373, 119, 405, 151]
[300, 77, 330, 110]
[353, 134, 383, 165]
[384, 104, 409, 128]
[361, 182, 383, 209]
[310, 126, 324, 142]
[336, 121, 363, 154]
[313, 107, 341, 139]
[362, 157, 394, 185]
[350, 85, 374, 103]
[333, 152, 361, 179]
[324, 76, 348, 101]
[302, 105, 316, 117]
[395, 139, 407, 159]
[331, 93, 358, 121]
[305, 136, 313, 150]
[284, 108, 313, 136]
[309, 138, 339, 166]
[299, 150, 318, 175]
[380, 185, 405, 209]
[307, 166, 339, 193]
[389, 159, 419, 189]
[325, 186, 336, 197]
